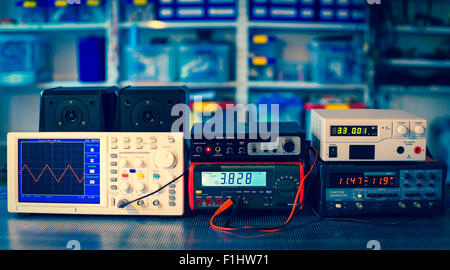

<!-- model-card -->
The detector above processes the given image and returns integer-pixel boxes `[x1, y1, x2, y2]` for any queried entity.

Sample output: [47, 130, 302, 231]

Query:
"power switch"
[329, 146, 337, 158]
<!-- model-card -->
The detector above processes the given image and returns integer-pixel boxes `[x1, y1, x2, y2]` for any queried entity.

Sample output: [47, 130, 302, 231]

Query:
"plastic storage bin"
[0, 34, 50, 86]
[122, 0, 155, 22]
[253, 93, 304, 123]
[277, 61, 308, 81]
[249, 57, 276, 81]
[78, 0, 106, 22]
[48, 0, 78, 22]
[78, 36, 105, 82]
[124, 44, 177, 82]
[16, 0, 47, 23]
[250, 34, 281, 59]
[178, 44, 230, 82]
[308, 37, 362, 84]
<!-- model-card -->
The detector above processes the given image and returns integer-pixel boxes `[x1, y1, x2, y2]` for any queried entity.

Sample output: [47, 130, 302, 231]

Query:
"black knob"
[226, 147, 233, 154]
[404, 173, 412, 180]
[416, 173, 424, 179]
[282, 140, 296, 153]
[275, 177, 298, 198]
[428, 174, 436, 180]
[397, 146, 405, 154]
[251, 146, 257, 153]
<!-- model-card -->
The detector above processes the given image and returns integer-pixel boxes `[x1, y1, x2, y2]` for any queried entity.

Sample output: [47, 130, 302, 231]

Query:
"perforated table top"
[1, 186, 450, 250]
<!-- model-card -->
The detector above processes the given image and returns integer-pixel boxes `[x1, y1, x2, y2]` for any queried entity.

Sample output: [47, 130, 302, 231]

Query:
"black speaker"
[115, 86, 188, 132]
[39, 86, 117, 132]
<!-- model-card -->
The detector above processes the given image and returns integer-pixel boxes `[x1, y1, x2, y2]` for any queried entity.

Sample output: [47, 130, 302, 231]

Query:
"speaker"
[115, 86, 188, 132]
[39, 86, 117, 132]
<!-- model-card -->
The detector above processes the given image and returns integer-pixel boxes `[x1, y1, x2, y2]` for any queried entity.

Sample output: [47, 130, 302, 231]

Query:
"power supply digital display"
[330, 126, 378, 136]
[17, 139, 101, 204]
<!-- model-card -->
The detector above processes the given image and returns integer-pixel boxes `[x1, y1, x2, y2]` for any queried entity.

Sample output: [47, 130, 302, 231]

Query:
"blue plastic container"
[122, 0, 155, 22]
[319, 0, 335, 6]
[251, 6, 268, 20]
[16, 0, 47, 23]
[125, 44, 177, 82]
[158, 6, 175, 19]
[270, 0, 298, 5]
[178, 44, 230, 82]
[300, 0, 315, 5]
[269, 6, 298, 20]
[254, 93, 304, 123]
[0, 34, 50, 86]
[249, 57, 277, 81]
[250, 34, 281, 59]
[351, 8, 365, 22]
[336, 0, 351, 6]
[47, 0, 78, 22]
[175, 6, 206, 20]
[176, 0, 205, 4]
[318, 8, 335, 21]
[78, 36, 105, 82]
[299, 7, 315, 21]
[208, 0, 235, 5]
[335, 8, 350, 21]
[78, 0, 106, 22]
[308, 38, 362, 84]
[206, 6, 236, 20]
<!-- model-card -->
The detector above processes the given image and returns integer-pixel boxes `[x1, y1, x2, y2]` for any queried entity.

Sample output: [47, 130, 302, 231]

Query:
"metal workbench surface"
[1, 186, 449, 250]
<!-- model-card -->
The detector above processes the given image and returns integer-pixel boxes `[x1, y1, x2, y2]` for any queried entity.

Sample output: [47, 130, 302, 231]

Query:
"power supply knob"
[135, 182, 146, 193]
[282, 140, 296, 153]
[396, 125, 408, 136]
[414, 125, 425, 135]
[154, 150, 177, 169]
[120, 182, 131, 193]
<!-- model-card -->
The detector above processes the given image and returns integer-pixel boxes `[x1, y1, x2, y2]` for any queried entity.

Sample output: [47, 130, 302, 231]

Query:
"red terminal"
[205, 146, 212, 153]
[205, 198, 213, 205]
[414, 146, 422, 154]
[122, 174, 129, 178]
[215, 198, 223, 205]
[196, 198, 203, 205]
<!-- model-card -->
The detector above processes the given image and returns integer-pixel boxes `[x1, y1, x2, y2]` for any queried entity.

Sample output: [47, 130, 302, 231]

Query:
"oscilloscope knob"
[151, 183, 162, 193]
[120, 182, 131, 193]
[135, 182, 146, 193]
[154, 150, 177, 169]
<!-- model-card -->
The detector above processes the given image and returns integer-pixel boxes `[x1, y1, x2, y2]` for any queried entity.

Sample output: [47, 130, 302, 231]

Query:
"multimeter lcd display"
[202, 172, 266, 187]
[330, 126, 378, 136]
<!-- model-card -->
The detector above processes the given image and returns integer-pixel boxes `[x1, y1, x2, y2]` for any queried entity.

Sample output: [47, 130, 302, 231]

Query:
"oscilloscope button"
[111, 154, 117, 158]
[169, 202, 176, 207]
[123, 137, 130, 142]
[111, 170, 117, 174]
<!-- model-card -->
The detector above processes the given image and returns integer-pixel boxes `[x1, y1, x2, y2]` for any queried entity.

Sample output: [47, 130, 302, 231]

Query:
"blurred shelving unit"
[383, 58, 450, 69]
[393, 25, 450, 35]
[0, 0, 373, 105]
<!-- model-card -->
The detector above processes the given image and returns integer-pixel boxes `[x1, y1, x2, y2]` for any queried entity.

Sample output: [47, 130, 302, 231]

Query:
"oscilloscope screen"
[18, 139, 101, 204]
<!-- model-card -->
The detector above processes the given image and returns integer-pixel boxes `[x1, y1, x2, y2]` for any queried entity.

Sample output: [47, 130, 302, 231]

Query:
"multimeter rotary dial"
[274, 176, 300, 198]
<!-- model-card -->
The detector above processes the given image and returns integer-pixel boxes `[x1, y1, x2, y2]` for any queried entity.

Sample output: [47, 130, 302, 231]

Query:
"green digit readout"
[331, 126, 378, 136]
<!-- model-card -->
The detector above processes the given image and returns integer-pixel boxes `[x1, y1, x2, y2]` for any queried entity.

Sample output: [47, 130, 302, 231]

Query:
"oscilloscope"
[7, 132, 185, 216]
